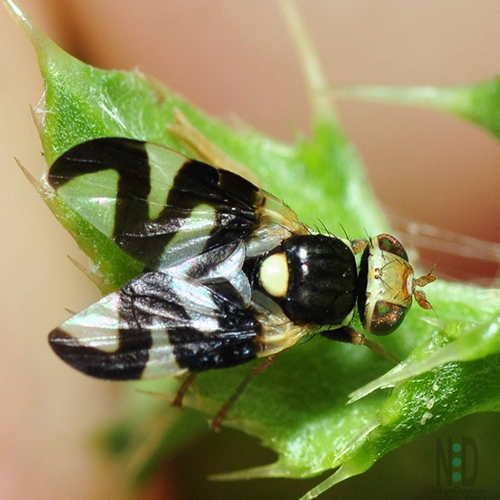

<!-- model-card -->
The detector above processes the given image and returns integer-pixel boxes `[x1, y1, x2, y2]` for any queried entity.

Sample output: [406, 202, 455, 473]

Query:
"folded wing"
[49, 256, 261, 380]
[48, 138, 287, 271]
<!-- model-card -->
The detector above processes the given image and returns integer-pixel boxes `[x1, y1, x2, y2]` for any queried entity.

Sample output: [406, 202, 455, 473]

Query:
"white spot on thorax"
[260, 253, 289, 298]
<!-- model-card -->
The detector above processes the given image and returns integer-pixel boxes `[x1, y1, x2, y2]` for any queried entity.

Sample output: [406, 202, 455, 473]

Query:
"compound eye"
[365, 300, 409, 336]
[376, 234, 409, 261]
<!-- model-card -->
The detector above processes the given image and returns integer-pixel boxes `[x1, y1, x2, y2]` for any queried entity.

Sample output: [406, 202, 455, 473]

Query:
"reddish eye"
[366, 300, 409, 336]
[376, 234, 409, 261]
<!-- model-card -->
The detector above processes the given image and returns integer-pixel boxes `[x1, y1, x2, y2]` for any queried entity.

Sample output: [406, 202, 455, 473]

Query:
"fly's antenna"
[413, 263, 438, 310]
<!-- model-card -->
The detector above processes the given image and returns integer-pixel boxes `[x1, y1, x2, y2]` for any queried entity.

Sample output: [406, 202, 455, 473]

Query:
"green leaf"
[4, 0, 500, 498]
[333, 79, 500, 141]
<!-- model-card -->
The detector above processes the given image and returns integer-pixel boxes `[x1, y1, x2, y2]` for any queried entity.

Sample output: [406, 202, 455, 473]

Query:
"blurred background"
[1, 1, 500, 499]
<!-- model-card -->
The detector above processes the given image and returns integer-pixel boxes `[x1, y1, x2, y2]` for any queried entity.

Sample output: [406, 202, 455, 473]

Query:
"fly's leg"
[173, 372, 198, 408]
[320, 326, 399, 364]
[210, 354, 279, 432]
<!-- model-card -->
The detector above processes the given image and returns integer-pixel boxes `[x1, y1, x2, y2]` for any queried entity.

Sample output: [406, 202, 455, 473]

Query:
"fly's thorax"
[251, 234, 358, 326]
[358, 234, 415, 336]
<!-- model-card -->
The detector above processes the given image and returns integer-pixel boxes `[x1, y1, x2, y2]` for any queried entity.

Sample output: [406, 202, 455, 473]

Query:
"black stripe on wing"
[48, 328, 152, 380]
[48, 138, 261, 270]
[170, 280, 259, 372]
[49, 270, 260, 380]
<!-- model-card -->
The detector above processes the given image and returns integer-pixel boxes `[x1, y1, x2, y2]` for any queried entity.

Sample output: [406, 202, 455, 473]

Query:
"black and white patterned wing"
[47, 138, 308, 272]
[48, 242, 262, 380]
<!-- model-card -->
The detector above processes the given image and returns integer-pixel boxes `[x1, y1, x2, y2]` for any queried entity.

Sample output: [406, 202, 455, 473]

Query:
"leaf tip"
[2, 0, 58, 58]
[14, 157, 38, 189]
[297, 465, 355, 500]
[2, 0, 26, 25]
[3, 0, 36, 39]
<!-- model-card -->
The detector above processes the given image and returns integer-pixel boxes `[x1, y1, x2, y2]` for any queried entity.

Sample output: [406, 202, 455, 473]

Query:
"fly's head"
[358, 234, 436, 335]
